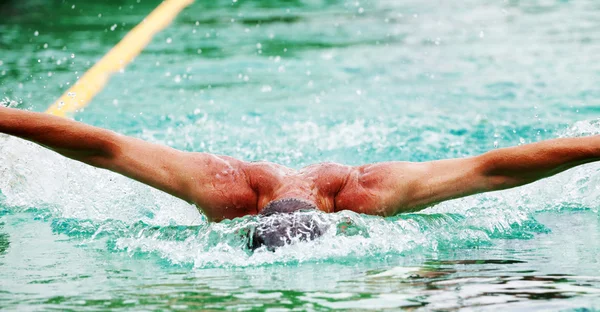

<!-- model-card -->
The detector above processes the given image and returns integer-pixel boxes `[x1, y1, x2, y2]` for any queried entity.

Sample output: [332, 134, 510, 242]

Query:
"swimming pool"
[1, 0, 600, 310]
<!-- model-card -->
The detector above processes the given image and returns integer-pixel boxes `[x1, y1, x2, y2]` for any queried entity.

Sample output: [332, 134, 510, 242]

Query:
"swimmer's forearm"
[0, 106, 117, 164]
[479, 136, 600, 189]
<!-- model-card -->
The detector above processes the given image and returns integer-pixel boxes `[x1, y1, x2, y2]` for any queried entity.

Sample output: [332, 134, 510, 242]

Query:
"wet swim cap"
[248, 198, 327, 251]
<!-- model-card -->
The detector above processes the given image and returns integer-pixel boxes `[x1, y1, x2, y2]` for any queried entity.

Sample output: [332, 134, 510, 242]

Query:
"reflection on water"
[0, 230, 8, 255]
[357, 264, 600, 310]
[2, 210, 600, 310]
[5, 259, 600, 310]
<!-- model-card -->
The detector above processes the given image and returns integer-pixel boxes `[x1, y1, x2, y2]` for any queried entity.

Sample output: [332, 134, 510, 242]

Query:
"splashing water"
[2, 118, 600, 268]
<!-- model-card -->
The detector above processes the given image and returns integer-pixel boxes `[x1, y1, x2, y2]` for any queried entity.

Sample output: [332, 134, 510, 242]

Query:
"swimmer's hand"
[335, 136, 600, 216]
[0, 106, 255, 216]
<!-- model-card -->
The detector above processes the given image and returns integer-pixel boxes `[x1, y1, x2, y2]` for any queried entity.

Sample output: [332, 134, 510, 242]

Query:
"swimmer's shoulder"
[300, 161, 351, 172]
[301, 162, 354, 193]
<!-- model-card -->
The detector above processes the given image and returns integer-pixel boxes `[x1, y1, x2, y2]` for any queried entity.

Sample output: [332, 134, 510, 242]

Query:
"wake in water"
[1, 116, 600, 267]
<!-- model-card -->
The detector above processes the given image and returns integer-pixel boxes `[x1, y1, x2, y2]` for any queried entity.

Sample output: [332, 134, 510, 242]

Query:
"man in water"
[1, 106, 598, 249]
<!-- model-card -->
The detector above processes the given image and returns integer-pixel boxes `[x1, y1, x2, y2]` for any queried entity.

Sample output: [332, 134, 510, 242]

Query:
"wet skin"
[203, 160, 352, 222]
[2, 106, 600, 223]
[189, 156, 409, 222]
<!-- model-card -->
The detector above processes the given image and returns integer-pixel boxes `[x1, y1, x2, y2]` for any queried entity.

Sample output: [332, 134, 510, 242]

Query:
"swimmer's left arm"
[337, 136, 600, 216]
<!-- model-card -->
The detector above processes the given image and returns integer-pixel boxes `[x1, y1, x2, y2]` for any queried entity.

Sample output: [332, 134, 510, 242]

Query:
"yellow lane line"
[46, 0, 194, 117]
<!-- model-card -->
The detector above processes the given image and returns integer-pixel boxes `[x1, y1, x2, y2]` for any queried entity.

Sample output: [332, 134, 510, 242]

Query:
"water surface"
[1, 0, 600, 310]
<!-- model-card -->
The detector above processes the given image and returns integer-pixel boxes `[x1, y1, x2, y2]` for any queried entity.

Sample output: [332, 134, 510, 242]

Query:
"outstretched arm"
[0, 107, 256, 217]
[336, 136, 600, 216]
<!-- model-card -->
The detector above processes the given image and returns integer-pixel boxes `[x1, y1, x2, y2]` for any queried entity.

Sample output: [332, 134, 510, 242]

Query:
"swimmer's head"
[260, 198, 318, 216]
[248, 198, 327, 251]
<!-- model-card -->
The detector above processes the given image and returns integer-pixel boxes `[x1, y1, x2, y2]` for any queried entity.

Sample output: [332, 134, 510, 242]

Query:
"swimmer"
[1, 106, 599, 249]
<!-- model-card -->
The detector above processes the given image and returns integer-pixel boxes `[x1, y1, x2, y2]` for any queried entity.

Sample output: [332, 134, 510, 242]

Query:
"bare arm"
[0, 106, 256, 215]
[336, 136, 600, 216]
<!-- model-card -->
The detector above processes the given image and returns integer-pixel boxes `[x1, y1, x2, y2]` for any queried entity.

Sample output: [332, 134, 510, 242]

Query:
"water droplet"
[261, 85, 272, 93]
[43, 43, 48, 49]
[110, 24, 117, 31]
[71, 4, 75, 9]
[256, 42, 262, 49]
[71, 53, 75, 58]
[58, 101, 65, 109]
[493, 141, 499, 148]
[67, 92, 76, 98]
[34, 31, 39, 36]
[519, 137, 525, 144]
[0, 60, 3, 66]
[166, 37, 172, 44]
[479, 30, 485, 38]
[356, 89, 362, 95]
[358, 7, 364, 14]
[98, 13, 102, 18]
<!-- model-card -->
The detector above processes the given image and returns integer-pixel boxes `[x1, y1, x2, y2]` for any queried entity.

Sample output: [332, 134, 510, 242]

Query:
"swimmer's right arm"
[0, 106, 256, 210]
[0, 106, 118, 162]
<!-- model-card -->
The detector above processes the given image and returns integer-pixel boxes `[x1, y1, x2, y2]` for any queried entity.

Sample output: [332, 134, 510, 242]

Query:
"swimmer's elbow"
[63, 131, 122, 169]
[478, 153, 533, 191]
[485, 175, 530, 191]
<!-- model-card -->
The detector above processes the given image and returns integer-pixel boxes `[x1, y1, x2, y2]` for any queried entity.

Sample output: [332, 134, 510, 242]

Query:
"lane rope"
[46, 0, 194, 117]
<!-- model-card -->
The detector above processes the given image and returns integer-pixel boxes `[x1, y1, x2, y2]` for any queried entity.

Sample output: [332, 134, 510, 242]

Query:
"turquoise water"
[2, 0, 600, 310]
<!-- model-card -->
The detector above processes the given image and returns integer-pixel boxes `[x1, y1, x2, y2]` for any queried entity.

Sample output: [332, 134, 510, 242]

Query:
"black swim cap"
[248, 198, 327, 251]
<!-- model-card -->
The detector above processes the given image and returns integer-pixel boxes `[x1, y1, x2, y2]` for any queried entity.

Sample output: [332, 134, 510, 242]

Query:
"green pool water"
[2, 0, 600, 310]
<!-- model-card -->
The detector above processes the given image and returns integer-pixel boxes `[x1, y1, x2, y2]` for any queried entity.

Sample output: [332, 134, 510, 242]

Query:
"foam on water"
[0, 134, 200, 225]
[2, 116, 599, 268]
